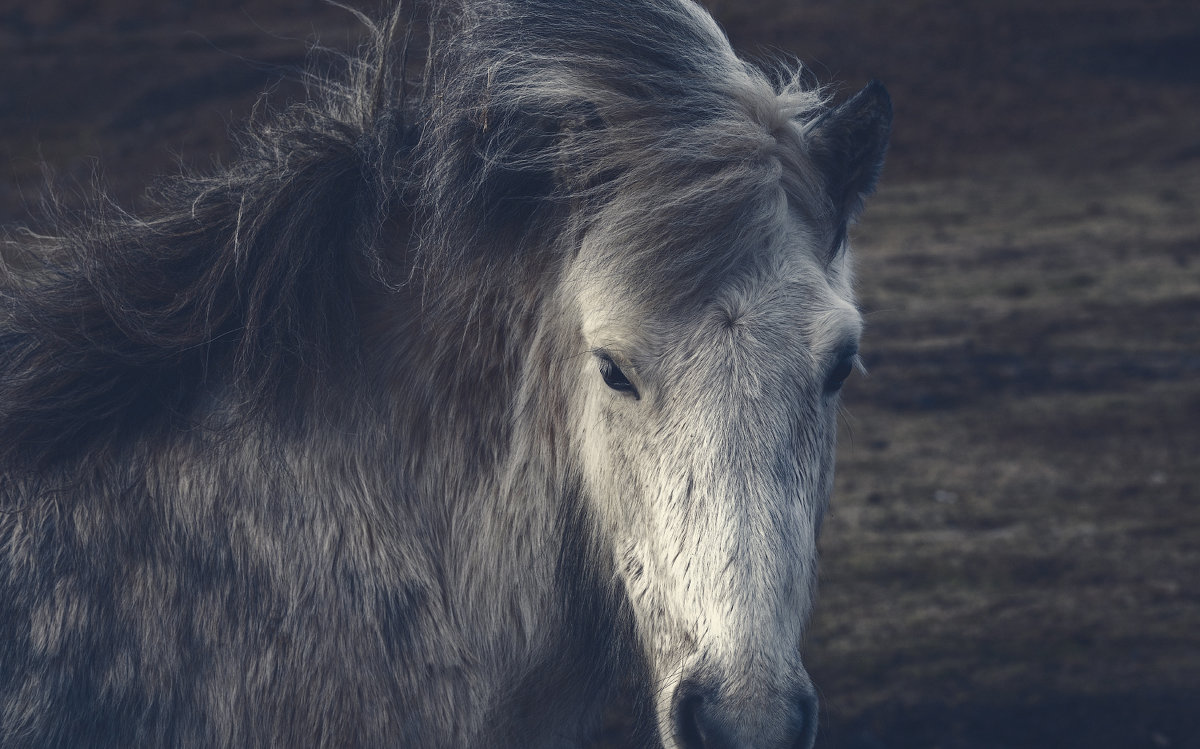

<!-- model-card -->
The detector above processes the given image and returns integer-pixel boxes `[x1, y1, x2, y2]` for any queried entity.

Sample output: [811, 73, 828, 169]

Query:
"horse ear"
[806, 80, 893, 238]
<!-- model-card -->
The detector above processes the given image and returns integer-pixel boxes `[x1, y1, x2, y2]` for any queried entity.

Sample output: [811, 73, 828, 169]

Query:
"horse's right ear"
[805, 80, 893, 237]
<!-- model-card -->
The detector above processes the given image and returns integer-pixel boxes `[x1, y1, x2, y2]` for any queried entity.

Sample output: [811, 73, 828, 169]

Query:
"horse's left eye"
[598, 354, 639, 398]
[825, 350, 857, 394]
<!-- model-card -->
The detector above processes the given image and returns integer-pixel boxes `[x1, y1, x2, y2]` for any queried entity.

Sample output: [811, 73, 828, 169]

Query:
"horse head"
[556, 73, 891, 748]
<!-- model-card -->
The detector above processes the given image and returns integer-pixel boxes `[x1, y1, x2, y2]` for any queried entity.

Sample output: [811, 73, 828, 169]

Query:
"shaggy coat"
[0, 1, 890, 747]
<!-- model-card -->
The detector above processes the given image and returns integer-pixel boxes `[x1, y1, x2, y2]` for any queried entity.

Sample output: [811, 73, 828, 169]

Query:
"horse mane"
[0, 8, 415, 467]
[0, 0, 830, 468]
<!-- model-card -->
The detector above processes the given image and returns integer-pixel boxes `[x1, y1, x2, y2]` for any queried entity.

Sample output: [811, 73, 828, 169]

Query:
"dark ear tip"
[864, 79, 890, 100]
[856, 79, 893, 128]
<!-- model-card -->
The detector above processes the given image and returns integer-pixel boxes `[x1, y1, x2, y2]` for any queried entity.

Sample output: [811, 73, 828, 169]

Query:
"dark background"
[2, 1, 1198, 747]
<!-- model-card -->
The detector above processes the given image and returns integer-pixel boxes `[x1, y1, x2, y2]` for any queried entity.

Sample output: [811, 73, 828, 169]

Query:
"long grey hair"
[0, 1, 890, 747]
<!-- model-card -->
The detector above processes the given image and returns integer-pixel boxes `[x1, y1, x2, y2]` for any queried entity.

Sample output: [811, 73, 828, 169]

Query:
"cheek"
[577, 386, 614, 468]
[576, 391, 633, 513]
[576, 393, 673, 550]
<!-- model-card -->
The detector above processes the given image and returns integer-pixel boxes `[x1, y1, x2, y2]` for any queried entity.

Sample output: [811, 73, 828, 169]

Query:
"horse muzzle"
[669, 673, 819, 749]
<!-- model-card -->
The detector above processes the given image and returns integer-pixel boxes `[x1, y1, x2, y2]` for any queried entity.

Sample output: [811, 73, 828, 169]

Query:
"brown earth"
[2, 1, 1198, 747]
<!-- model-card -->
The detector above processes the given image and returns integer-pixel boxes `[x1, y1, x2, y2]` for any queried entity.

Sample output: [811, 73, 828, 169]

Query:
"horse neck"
[350, 260, 600, 658]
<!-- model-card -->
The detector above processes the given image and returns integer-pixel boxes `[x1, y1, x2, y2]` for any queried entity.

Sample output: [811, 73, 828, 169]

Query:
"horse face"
[565, 229, 861, 748]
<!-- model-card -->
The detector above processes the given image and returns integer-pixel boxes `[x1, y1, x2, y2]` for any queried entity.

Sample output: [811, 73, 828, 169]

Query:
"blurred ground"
[2, 1, 1198, 747]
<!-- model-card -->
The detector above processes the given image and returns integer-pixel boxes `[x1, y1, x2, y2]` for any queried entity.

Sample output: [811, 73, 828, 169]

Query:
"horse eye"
[826, 351, 857, 394]
[597, 354, 639, 398]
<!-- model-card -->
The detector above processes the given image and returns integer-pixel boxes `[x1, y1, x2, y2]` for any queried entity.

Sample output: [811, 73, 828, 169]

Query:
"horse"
[0, 1, 890, 746]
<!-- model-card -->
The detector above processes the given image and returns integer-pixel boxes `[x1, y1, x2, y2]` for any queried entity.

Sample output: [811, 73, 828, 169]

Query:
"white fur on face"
[567, 223, 861, 744]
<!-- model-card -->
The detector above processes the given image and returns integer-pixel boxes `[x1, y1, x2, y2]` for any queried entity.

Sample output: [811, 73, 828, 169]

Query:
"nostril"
[673, 683, 732, 749]
[792, 688, 820, 749]
[675, 691, 705, 749]
[671, 679, 820, 749]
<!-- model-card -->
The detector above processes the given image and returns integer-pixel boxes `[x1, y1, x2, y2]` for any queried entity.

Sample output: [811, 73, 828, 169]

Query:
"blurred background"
[2, 1, 1197, 747]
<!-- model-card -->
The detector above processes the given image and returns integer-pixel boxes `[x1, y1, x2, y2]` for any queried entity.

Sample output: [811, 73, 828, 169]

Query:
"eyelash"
[596, 352, 639, 398]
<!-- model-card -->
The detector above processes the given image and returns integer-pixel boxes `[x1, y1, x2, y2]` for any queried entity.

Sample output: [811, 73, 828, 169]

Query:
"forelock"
[416, 0, 832, 297]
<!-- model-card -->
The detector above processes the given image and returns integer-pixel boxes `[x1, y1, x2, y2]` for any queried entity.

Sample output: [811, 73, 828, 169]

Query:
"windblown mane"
[0, 0, 830, 469]
[0, 9, 416, 468]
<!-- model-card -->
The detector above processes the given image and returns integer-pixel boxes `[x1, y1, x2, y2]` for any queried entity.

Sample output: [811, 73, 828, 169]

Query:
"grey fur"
[0, 1, 890, 747]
